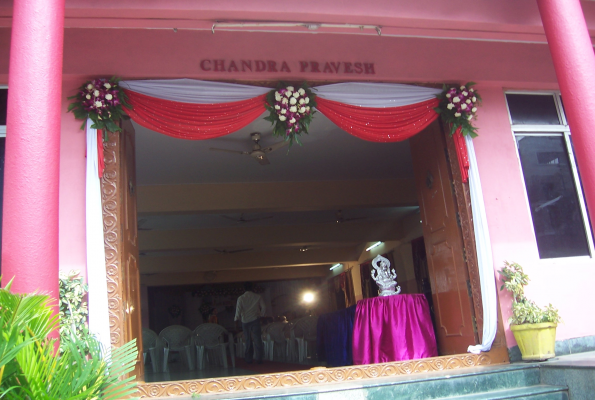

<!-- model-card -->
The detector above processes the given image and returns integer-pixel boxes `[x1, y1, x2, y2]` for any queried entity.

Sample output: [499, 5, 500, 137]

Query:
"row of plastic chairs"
[234, 316, 318, 363]
[142, 323, 235, 373]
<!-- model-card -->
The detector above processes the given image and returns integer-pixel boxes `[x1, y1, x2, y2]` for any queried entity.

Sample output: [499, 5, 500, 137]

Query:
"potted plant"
[499, 261, 561, 361]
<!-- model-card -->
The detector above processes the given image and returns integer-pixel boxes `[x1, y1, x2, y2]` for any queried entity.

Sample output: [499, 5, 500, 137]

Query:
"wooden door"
[409, 121, 477, 355]
[120, 123, 144, 378]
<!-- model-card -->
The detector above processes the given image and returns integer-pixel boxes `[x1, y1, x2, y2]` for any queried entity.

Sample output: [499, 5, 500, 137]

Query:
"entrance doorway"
[102, 97, 509, 397]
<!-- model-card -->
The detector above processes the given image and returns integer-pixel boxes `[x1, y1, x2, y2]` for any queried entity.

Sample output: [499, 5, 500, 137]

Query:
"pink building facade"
[2, 0, 595, 388]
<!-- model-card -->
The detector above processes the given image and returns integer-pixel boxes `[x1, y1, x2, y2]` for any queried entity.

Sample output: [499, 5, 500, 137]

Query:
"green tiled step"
[436, 384, 568, 400]
[364, 365, 543, 400]
[199, 365, 569, 400]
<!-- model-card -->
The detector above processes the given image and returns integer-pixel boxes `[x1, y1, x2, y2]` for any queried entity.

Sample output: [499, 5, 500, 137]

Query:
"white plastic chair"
[291, 316, 318, 362]
[193, 323, 235, 369]
[261, 323, 271, 360]
[142, 328, 168, 373]
[159, 325, 194, 371]
[266, 322, 291, 362]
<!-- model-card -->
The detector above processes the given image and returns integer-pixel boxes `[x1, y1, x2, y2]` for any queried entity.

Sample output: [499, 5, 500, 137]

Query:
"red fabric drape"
[315, 97, 440, 142]
[97, 130, 104, 178]
[452, 127, 470, 183]
[122, 89, 448, 148]
[123, 90, 267, 140]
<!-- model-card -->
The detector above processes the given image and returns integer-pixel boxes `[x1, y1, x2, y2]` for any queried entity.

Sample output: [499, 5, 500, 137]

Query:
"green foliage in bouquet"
[68, 77, 132, 141]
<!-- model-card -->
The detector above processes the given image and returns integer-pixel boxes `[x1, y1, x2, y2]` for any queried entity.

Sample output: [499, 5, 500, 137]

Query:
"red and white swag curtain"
[118, 79, 470, 180]
[120, 80, 437, 139]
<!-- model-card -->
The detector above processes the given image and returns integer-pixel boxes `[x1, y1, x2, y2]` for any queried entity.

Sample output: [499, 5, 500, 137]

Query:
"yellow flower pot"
[511, 322, 557, 361]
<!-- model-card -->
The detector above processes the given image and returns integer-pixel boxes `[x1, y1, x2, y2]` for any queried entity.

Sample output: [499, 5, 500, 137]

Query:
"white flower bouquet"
[264, 83, 317, 147]
[68, 77, 132, 141]
[435, 82, 481, 137]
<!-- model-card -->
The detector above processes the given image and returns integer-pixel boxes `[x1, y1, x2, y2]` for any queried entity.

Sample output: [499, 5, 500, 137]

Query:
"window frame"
[506, 90, 595, 259]
[0, 85, 6, 137]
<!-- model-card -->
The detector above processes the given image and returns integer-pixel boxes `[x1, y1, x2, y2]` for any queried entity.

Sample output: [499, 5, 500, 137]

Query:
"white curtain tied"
[86, 119, 111, 355]
[465, 135, 498, 354]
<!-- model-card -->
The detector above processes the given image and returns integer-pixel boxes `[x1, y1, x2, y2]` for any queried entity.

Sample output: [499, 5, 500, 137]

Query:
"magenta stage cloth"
[352, 294, 438, 365]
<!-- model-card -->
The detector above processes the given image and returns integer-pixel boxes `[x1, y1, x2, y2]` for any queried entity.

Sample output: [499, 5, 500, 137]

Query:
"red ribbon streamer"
[452, 126, 470, 183]
[97, 130, 105, 179]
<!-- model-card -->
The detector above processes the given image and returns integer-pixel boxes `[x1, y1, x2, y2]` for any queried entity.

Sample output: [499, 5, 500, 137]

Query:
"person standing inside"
[234, 282, 266, 364]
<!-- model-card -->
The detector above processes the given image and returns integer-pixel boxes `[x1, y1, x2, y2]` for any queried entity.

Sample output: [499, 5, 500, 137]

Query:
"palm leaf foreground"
[0, 278, 138, 400]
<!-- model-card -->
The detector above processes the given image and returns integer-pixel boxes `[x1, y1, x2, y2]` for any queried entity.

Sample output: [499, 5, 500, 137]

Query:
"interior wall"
[354, 212, 423, 297]
[146, 278, 329, 334]
[391, 243, 418, 295]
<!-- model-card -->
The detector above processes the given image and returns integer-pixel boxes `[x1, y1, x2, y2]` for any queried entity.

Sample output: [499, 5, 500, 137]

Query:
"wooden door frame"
[442, 122, 509, 352]
[101, 121, 509, 399]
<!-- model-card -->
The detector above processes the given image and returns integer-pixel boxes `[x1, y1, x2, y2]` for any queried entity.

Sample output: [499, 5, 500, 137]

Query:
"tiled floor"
[540, 350, 595, 368]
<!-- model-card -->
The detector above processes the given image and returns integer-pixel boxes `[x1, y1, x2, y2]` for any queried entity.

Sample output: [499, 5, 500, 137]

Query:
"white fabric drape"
[86, 119, 111, 355]
[465, 135, 498, 354]
[120, 79, 441, 108]
[314, 82, 442, 107]
[120, 79, 270, 104]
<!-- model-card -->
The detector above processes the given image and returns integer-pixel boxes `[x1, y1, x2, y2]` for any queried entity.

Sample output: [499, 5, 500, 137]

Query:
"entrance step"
[434, 384, 568, 400]
[196, 364, 569, 400]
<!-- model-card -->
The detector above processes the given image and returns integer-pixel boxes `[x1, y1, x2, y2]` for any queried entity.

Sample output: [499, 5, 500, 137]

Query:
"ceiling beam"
[139, 246, 358, 274]
[138, 219, 404, 252]
[137, 179, 417, 215]
[140, 265, 330, 286]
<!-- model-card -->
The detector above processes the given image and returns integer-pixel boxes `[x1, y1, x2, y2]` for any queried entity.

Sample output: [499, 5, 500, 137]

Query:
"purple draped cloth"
[316, 305, 356, 367]
[352, 294, 438, 365]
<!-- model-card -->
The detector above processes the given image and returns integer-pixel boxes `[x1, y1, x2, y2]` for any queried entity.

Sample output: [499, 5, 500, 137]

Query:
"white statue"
[371, 255, 401, 296]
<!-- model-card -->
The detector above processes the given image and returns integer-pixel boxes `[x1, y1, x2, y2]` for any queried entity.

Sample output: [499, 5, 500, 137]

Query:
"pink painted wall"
[473, 84, 595, 346]
[59, 77, 88, 279]
[1, 0, 593, 347]
[57, 29, 558, 84]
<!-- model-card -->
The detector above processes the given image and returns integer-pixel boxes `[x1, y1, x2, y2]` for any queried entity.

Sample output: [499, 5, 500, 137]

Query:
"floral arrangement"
[68, 77, 132, 141]
[264, 83, 317, 147]
[435, 82, 481, 138]
[499, 261, 561, 326]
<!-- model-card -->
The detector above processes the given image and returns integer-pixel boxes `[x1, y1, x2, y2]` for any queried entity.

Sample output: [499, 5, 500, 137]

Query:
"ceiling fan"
[209, 132, 288, 165]
[335, 210, 367, 224]
[220, 213, 273, 223]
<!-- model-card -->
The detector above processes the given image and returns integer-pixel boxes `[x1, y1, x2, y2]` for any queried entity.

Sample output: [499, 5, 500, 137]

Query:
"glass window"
[508, 92, 593, 259]
[516, 135, 589, 258]
[506, 94, 560, 125]
[0, 89, 6, 126]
